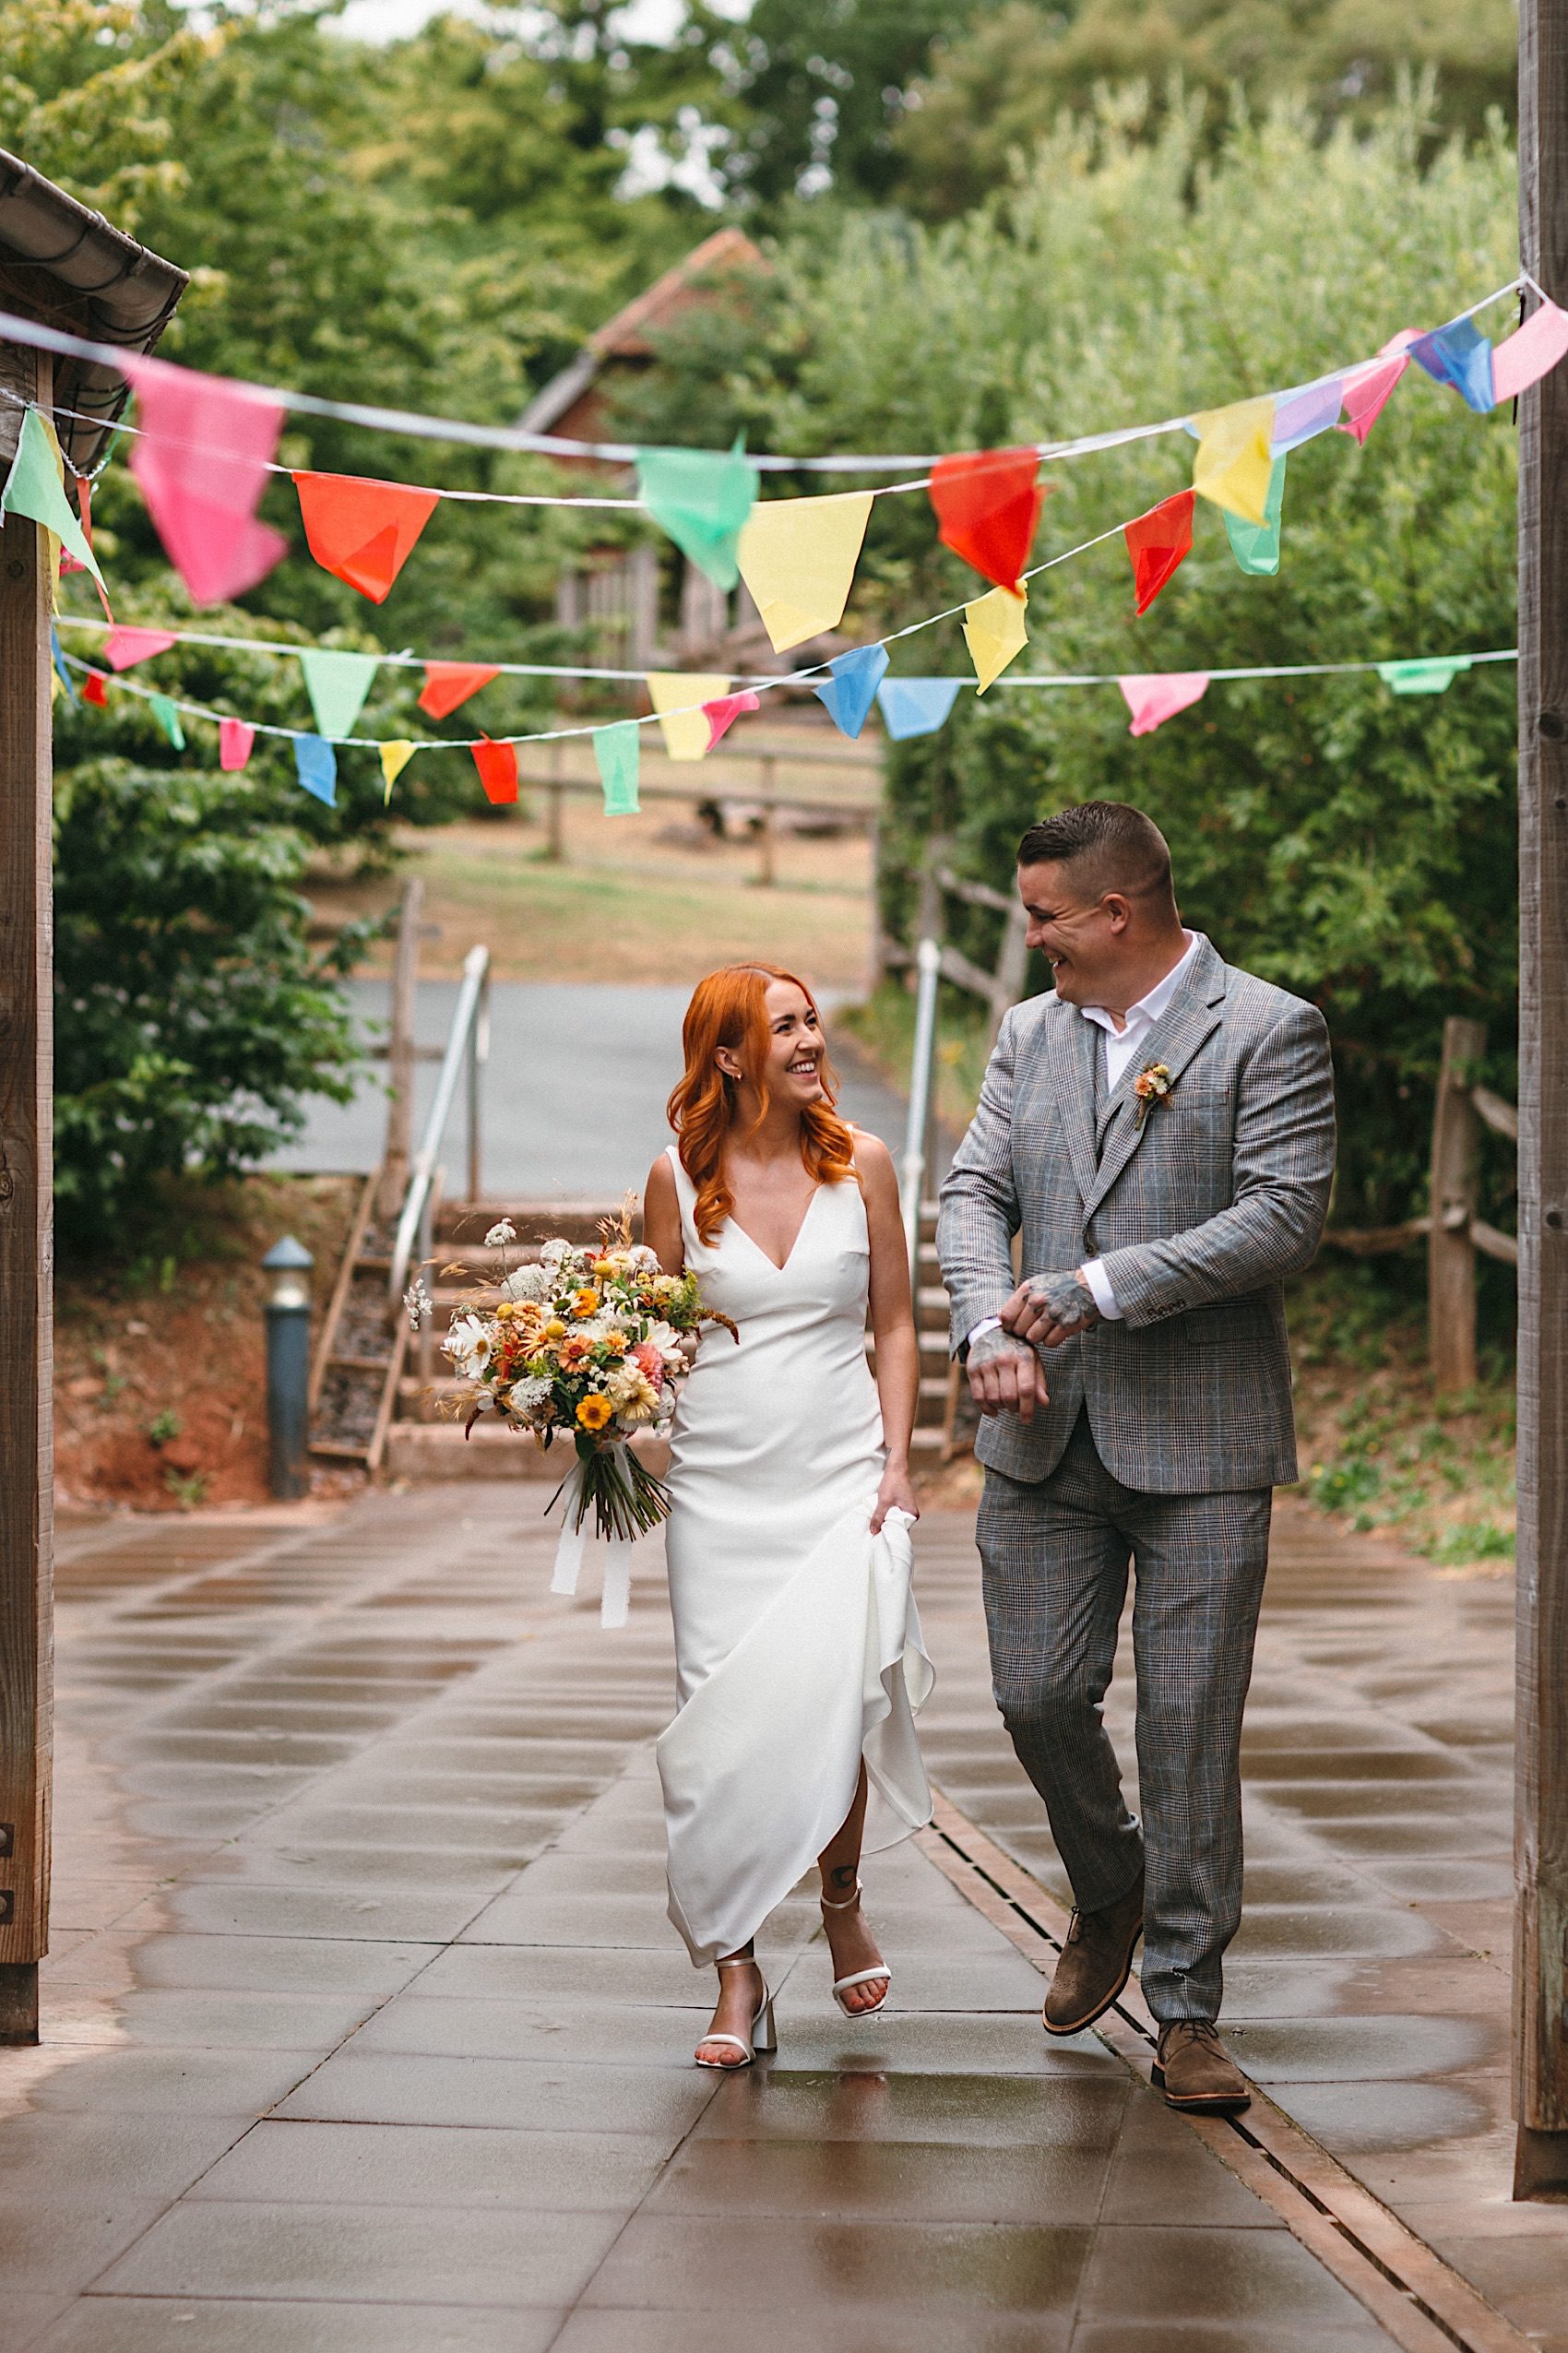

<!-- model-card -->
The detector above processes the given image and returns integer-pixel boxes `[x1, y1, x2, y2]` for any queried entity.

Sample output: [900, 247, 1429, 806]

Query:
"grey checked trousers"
[977, 1409, 1271, 2022]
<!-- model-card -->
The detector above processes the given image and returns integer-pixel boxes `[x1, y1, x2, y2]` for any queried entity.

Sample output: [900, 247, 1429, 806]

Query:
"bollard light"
[262, 1235, 314, 1500]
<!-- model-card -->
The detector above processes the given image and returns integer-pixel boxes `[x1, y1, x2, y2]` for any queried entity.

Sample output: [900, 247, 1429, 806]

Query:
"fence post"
[1429, 1014, 1486, 1391]
[755, 757, 778, 885]
[988, 902, 1029, 1048]
[379, 876, 423, 1223]
[546, 742, 565, 862]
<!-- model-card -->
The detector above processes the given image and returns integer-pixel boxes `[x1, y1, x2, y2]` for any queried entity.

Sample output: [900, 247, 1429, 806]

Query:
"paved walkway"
[3, 1489, 1560, 2348]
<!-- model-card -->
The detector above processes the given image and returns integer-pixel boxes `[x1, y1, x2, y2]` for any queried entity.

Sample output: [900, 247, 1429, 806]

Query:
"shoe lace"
[1166, 2019, 1221, 2052]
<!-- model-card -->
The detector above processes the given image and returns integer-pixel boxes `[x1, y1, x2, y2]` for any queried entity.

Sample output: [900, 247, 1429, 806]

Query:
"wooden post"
[1429, 1014, 1485, 1392]
[988, 901, 1030, 1050]
[754, 757, 778, 886]
[378, 875, 423, 1223]
[0, 340, 53, 2044]
[546, 742, 565, 862]
[1516, 0, 1568, 2200]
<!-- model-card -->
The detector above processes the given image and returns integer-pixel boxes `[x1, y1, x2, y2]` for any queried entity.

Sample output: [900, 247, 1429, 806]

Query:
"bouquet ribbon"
[549, 1456, 639, 1629]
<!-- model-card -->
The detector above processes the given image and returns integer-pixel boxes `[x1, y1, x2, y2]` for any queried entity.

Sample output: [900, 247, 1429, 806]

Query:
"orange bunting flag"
[292, 472, 441, 604]
[420, 661, 500, 719]
[1123, 491, 1195, 615]
[472, 736, 518, 804]
[930, 447, 1049, 591]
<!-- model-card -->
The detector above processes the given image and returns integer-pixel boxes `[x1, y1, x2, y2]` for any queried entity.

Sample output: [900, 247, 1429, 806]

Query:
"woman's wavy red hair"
[666, 964, 857, 1244]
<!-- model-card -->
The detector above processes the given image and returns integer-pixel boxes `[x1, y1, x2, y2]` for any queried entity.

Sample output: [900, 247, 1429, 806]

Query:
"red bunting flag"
[1123, 490, 1195, 615]
[929, 447, 1049, 591]
[703, 691, 761, 749]
[103, 626, 178, 671]
[219, 717, 255, 772]
[472, 735, 518, 804]
[420, 661, 500, 719]
[292, 471, 442, 604]
[80, 668, 109, 707]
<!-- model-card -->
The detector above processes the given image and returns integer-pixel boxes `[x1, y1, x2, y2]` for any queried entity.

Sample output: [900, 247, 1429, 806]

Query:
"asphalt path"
[268, 980, 927, 1200]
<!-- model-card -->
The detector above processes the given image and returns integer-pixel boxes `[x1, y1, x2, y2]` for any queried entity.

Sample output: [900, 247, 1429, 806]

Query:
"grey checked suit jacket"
[936, 934, 1336, 1495]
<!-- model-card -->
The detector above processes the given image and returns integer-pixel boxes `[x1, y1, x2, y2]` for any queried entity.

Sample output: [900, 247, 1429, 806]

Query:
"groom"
[937, 801, 1335, 2113]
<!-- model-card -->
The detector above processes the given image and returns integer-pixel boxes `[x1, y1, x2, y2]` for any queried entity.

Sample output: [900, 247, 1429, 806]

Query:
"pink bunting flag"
[703, 690, 761, 749]
[1118, 672, 1210, 737]
[1336, 333, 1418, 447]
[1491, 297, 1568, 404]
[124, 353, 288, 605]
[103, 625, 179, 672]
[219, 717, 256, 772]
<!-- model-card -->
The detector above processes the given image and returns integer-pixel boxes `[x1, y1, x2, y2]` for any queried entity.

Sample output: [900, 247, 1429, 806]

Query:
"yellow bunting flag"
[647, 672, 731, 762]
[1191, 398, 1276, 527]
[962, 582, 1028, 695]
[736, 490, 874, 654]
[380, 740, 417, 803]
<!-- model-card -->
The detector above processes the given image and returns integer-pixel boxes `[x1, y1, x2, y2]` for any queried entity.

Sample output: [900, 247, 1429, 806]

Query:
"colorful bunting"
[929, 448, 1048, 591]
[148, 692, 185, 750]
[125, 353, 286, 605]
[1271, 381, 1342, 454]
[876, 677, 965, 740]
[80, 667, 109, 707]
[1376, 657, 1473, 695]
[59, 470, 91, 573]
[595, 721, 641, 814]
[1124, 491, 1195, 615]
[379, 740, 416, 802]
[472, 737, 518, 804]
[419, 661, 499, 719]
[1336, 352, 1408, 446]
[294, 733, 338, 803]
[1409, 318, 1494, 413]
[293, 471, 440, 603]
[963, 582, 1028, 695]
[1, 407, 103, 585]
[814, 643, 889, 739]
[647, 671, 730, 762]
[736, 490, 873, 651]
[300, 648, 379, 740]
[635, 439, 757, 590]
[704, 690, 761, 749]
[1191, 398, 1276, 526]
[50, 628, 75, 703]
[1119, 672, 1210, 735]
[1492, 297, 1568, 403]
[1223, 456, 1286, 576]
[220, 718, 255, 772]
[104, 625, 178, 671]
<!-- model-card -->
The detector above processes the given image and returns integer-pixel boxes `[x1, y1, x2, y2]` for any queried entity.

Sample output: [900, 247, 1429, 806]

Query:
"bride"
[643, 961, 933, 2069]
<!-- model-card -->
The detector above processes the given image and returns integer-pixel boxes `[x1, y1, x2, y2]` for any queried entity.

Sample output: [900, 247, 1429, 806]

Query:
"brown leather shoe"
[1154, 2021, 1251, 2112]
[1042, 1868, 1144, 2036]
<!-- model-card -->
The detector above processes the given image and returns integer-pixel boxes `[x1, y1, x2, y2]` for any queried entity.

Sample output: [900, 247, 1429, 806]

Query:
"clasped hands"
[966, 1268, 1100, 1421]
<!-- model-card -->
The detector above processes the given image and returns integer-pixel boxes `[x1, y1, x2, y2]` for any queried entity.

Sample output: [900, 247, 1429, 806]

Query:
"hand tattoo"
[1025, 1269, 1099, 1333]
[968, 1325, 1039, 1367]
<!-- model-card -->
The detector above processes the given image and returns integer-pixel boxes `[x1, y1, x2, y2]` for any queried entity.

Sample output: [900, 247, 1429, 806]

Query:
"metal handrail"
[899, 937, 942, 1276]
[388, 943, 490, 1315]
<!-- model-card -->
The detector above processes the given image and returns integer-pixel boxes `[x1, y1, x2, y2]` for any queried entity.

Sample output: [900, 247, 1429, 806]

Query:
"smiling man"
[936, 801, 1336, 2114]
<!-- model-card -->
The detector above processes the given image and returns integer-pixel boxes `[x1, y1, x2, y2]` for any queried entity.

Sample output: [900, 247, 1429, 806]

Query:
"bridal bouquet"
[429, 1206, 733, 1550]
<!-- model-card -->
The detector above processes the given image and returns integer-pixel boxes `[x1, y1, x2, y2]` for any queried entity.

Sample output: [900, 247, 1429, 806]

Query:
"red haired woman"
[644, 964, 933, 2069]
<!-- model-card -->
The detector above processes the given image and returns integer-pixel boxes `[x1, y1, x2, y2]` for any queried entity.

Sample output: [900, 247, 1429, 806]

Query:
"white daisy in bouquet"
[412, 1204, 733, 1544]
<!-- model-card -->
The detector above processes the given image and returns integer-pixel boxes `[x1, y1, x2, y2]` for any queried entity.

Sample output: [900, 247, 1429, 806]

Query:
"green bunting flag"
[635, 438, 757, 590]
[299, 648, 379, 740]
[2, 406, 103, 586]
[148, 692, 186, 749]
[594, 721, 641, 814]
[1376, 657, 1473, 695]
[1223, 456, 1286, 577]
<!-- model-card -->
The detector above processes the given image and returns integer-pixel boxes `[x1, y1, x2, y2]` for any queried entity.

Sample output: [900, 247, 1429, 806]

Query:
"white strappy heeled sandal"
[694, 1956, 776, 2069]
[822, 1882, 892, 2016]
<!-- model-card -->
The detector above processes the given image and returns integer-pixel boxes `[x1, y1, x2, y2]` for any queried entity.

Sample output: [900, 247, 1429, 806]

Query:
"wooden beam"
[1429, 1015, 1486, 1392]
[378, 876, 423, 1223]
[0, 337, 53, 2043]
[1515, 0, 1568, 2199]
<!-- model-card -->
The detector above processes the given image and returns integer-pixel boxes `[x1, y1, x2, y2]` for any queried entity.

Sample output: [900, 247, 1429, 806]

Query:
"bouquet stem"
[551, 1435, 671, 1545]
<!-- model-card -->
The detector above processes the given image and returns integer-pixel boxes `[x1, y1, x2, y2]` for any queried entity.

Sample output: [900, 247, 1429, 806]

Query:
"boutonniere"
[1134, 1062, 1173, 1127]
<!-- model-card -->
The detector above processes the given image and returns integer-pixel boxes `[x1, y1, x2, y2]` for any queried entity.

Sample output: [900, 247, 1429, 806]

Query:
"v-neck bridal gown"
[656, 1143, 933, 1967]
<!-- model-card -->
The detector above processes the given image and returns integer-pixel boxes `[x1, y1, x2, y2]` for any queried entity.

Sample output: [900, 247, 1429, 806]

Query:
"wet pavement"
[1, 1488, 1558, 2347]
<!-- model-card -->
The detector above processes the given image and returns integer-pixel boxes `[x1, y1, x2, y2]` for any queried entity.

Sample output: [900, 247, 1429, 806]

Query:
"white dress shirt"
[969, 931, 1197, 1345]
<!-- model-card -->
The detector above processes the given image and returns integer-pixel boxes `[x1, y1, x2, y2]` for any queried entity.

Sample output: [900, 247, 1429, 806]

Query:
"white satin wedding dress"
[656, 1144, 934, 1967]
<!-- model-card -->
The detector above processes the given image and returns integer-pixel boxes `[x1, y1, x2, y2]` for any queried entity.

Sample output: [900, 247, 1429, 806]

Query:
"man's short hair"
[1017, 802, 1174, 906]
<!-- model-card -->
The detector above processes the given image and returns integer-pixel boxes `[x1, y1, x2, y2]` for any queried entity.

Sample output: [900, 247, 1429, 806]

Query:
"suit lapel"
[1083, 937, 1227, 1219]
[1038, 997, 1099, 1207]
